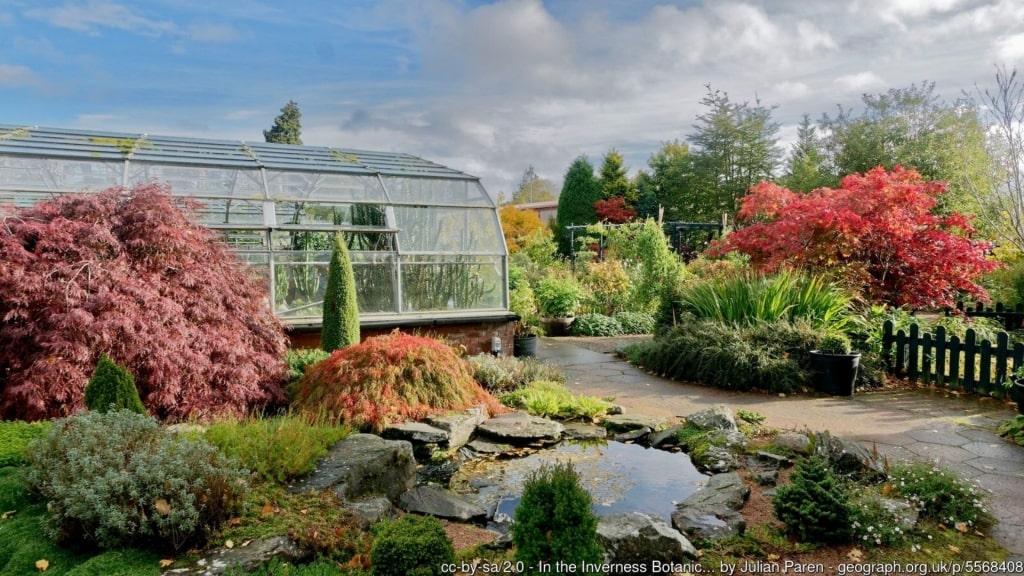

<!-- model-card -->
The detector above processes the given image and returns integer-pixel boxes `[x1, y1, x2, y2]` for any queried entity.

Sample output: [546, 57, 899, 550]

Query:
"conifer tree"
[554, 156, 601, 254]
[263, 100, 303, 145]
[83, 355, 147, 415]
[322, 231, 360, 352]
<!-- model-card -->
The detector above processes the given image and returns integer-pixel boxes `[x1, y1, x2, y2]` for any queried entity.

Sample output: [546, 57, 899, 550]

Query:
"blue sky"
[3, 0, 1024, 196]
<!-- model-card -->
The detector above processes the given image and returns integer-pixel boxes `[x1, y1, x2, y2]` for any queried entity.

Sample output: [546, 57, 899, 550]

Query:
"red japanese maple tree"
[0, 184, 288, 422]
[711, 166, 998, 308]
[594, 196, 636, 224]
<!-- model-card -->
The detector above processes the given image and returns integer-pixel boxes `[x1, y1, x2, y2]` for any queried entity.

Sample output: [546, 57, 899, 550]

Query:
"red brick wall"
[288, 319, 517, 356]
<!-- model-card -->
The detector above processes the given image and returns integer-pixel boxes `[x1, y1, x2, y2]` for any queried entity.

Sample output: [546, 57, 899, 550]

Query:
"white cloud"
[994, 33, 1024, 64]
[26, 1, 176, 37]
[833, 71, 886, 92]
[796, 20, 837, 52]
[186, 22, 243, 43]
[0, 64, 45, 89]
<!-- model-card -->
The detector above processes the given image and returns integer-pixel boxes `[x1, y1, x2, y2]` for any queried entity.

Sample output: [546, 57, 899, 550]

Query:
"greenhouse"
[0, 125, 510, 332]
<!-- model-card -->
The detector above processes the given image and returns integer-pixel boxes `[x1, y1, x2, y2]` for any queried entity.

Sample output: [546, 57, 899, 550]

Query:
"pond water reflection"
[453, 441, 708, 522]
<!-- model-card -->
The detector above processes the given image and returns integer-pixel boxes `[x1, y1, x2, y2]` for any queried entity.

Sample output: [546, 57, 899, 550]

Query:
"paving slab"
[536, 337, 1024, 556]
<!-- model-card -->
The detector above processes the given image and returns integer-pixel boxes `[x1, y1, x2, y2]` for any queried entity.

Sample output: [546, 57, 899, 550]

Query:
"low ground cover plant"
[570, 313, 623, 337]
[290, 331, 504, 431]
[500, 381, 612, 421]
[24, 410, 248, 552]
[0, 420, 51, 467]
[284, 348, 331, 383]
[613, 311, 655, 335]
[203, 414, 350, 483]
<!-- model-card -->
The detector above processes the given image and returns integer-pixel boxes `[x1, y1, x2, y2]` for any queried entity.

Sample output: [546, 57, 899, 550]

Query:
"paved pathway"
[535, 338, 1024, 557]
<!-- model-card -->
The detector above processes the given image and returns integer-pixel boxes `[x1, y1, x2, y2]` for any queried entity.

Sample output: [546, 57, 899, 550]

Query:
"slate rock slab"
[563, 422, 608, 440]
[426, 407, 487, 449]
[475, 412, 563, 444]
[162, 536, 309, 576]
[602, 414, 665, 433]
[597, 512, 697, 565]
[686, 405, 738, 432]
[287, 433, 416, 500]
[399, 485, 488, 521]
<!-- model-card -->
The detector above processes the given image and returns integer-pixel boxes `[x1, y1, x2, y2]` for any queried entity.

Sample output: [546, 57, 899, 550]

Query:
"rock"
[707, 429, 749, 451]
[813, 432, 886, 478]
[647, 425, 685, 448]
[606, 404, 625, 415]
[399, 485, 488, 522]
[672, 472, 750, 541]
[381, 422, 449, 445]
[602, 414, 665, 433]
[752, 451, 792, 469]
[562, 423, 608, 440]
[346, 498, 394, 530]
[597, 513, 697, 565]
[466, 439, 515, 455]
[475, 412, 563, 444]
[162, 536, 309, 576]
[685, 405, 737, 432]
[417, 457, 463, 485]
[671, 508, 746, 541]
[287, 434, 416, 500]
[774, 432, 812, 455]
[692, 446, 739, 473]
[753, 470, 778, 486]
[613, 427, 651, 443]
[676, 472, 749, 511]
[426, 407, 487, 450]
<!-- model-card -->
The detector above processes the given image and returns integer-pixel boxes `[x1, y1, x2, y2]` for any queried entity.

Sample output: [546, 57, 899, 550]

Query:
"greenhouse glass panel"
[274, 201, 388, 228]
[273, 251, 329, 320]
[352, 252, 396, 313]
[194, 198, 265, 226]
[393, 206, 504, 253]
[214, 228, 269, 250]
[383, 176, 492, 206]
[271, 229, 395, 252]
[128, 163, 263, 198]
[400, 255, 504, 312]
[265, 171, 386, 202]
[0, 157, 123, 191]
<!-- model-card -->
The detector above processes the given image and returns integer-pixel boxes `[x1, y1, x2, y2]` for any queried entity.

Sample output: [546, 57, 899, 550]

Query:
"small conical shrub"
[83, 355, 147, 415]
[512, 462, 602, 575]
[772, 457, 852, 543]
[321, 231, 360, 352]
[370, 515, 454, 576]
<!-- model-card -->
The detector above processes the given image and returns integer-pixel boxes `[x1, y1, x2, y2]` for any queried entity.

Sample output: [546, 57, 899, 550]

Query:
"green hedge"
[0, 421, 52, 467]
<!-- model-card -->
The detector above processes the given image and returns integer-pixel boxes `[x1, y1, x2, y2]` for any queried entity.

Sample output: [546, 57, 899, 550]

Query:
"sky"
[2, 0, 1024, 198]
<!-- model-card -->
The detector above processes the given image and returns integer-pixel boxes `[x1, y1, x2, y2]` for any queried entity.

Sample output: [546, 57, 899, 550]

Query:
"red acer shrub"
[0, 184, 288, 422]
[594, 197, 636, 224]
[290, 331, 504, 432]
[711, 166, 998, 308]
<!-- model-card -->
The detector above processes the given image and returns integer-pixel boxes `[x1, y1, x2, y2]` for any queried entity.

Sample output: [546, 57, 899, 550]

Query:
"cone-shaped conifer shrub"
[290, 331, 504, 431]
[83, 354, 146, 415]
[321, 231, 360, 352]
[512, 462, 602, 575]
[370, 515, 455, 576]
[772, 457, 853, 543]
[0, 184, 288, 421]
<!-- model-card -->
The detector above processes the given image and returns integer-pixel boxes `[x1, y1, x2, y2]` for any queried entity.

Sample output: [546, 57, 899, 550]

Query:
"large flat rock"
[287, 433, 416, 500]
[475, 412, 563, 444]
[399, 485, 488, 521]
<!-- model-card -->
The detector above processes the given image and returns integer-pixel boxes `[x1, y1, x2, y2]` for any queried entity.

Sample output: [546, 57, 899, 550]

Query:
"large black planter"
[541, 317, 574, 337]
[810, 351, 861, 396]
[513, 334, 538, 357]
[1013, 379, 1024, 415]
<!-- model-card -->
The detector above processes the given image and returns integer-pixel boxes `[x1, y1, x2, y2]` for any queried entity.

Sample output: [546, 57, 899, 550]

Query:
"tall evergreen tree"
[633, 171, 661, 221]
[782, 115, 830, 192]
[511, 165, 557, 204]
[687, 86, 782, 221]
[554, 156, 601, 255]
[264, 100, 303, 145]
[599, 149, 637, 203]
[321, 232, 360, 352]
[646, 140, 692, 220]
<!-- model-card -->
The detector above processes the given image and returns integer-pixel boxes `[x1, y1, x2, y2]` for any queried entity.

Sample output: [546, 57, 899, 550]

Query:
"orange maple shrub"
[289, 331, 505, 431]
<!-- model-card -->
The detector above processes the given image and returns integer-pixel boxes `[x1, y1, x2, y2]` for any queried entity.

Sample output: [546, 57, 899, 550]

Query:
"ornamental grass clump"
[290, 331, 504, 432]
[773, 457, 853, 544]
[24, 410, 248, 552]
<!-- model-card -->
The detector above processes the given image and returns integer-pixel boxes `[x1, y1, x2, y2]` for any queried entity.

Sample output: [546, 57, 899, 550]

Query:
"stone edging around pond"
[165, 404, 893, 575]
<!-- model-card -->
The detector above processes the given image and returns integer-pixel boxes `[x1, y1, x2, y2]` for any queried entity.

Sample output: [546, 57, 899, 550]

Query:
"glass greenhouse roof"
[0, 125, 508, 326]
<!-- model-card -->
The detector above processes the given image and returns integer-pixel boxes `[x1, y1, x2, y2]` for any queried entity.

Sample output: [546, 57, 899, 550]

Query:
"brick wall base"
[288, 318, 517, 356]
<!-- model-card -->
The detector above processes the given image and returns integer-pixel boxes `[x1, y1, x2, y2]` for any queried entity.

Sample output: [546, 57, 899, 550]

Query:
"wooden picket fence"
[881, 319, 1024, 395]
[949, 301, 1024, 332]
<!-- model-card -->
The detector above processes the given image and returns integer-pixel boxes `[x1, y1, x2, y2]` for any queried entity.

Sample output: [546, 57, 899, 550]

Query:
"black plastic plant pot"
[513, 334, 538, 357]
[810, 351, 861, 397]
[1014, 379, 1024, 415]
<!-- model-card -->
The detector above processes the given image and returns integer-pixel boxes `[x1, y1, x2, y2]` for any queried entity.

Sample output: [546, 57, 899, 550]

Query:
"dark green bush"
[614, 311, 655, 335]
[0, 420, 52, 467]
[512, 462, 602, 575]
[773, 457, 853, 543]
[370, 515, 454, 576]
[626, 317, 828, 393]
[322, 231, 361, 352]
[24, 410, 248, 551]
[570, 313, 623, 337]
[285, 348, 331, 383]
[83, 354, 146, 415]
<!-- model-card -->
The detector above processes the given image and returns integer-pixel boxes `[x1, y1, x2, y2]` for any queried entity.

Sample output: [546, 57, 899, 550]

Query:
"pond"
[453, 440, 708, 523]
